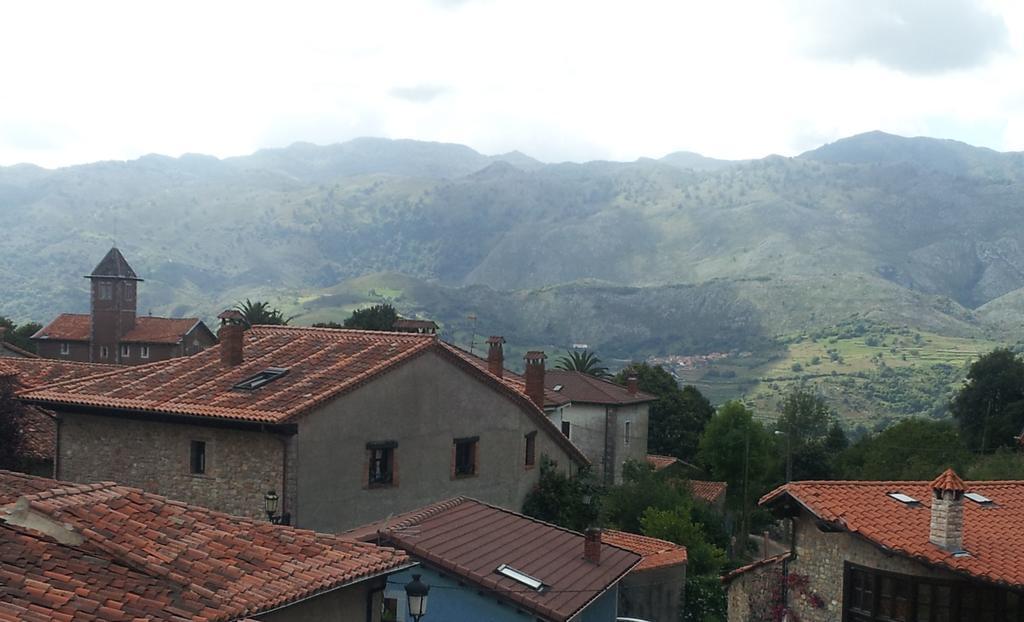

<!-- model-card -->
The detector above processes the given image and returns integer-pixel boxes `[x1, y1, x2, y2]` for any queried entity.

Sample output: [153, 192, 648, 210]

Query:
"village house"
[648, 453, 728, 512]
[344, 496, 644, 622]
[603, 529, 688, 622]
[724, 469, 1024, 622]
[18, 319, 589, 533]
[0, 469, 413, 622]
[31, 247, 217, 365]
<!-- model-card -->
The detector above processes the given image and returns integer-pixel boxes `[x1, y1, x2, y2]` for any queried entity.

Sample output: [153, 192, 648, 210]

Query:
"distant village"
[1, 248, 1022, 622]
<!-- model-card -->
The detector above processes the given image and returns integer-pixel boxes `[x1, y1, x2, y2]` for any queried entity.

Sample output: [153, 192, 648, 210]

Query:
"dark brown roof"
[545, 370, 656, 405]
[348, 497, 640, 621]
[761, 476, 1024, 589]
[20, 326, 589, 465]
[32, 313, 203, 344]
[88, 247, 140, 280]
[0, 470, 411, 621]
[393, 318, 438, 330]
[442, 342, 571, 407]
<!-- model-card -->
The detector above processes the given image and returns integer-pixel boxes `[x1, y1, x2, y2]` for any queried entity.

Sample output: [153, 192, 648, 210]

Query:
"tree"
[968, 447, 1024, 480]
[0, 316, 41, 354]
[521, 457, 599, 532]
[0, 374, 26, 471]
[554, 350, 610, 378]
[235, 299, 292, 326]
[343, 304, 398, 331]
[836, 419, 971, 480]
[775, 386, 834, 481]
[951, 348, 1024, 452]
[615, 363, 714, 460]
[602, 460, 692, 532]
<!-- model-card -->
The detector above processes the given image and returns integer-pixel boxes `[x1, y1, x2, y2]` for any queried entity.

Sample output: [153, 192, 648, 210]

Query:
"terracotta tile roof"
[19, 326, 589, 465]
[603, 530, 687, 571]
[761, 477, 1024, 588]
[721, 552, 791, 584]
[32, 313, 92, 341]
[0, 470, 59, 505]
[690, 480, 728, 505]
[647, 454, 680, 471]
[0, 470, 411, 621]
[348, 497, 640, 622]
[31, 313, 203, 345]
[932, 468, 965, 492]
[2, 358, 118, 389]
[0, 362, 15, 378]
[545, 370, 656, 405]
[17, 407, 56, 462]
[441, 342, 571, 407]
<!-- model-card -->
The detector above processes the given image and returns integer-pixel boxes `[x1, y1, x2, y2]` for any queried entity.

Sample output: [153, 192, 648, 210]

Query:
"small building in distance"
[31, 247, 216, 365]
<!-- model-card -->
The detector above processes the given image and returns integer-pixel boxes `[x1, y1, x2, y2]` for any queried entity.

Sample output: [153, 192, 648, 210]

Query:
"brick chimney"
[627, 376, 639, 395]
[584, 527, 602, 564]
[524, 351, 547, 409]
[217, 310, 245, 367]
[487, 336, 505, 378]
[929, 468, 965, 552]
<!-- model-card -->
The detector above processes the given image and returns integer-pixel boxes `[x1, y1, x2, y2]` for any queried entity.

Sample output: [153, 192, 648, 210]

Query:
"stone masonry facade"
[58, 412, 285, 521]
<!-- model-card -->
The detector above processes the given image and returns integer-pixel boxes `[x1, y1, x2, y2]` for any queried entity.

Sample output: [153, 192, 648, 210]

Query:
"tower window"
[125, 283, 135, 301]
[624, 420, 632, 445]
[99, 346, 109, 359]
[98, 282, 113, 300]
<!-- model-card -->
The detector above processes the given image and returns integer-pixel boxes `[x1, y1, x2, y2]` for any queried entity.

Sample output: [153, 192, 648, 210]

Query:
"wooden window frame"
[561, 420, 571, 439]
[452, 436, 479, 479]
[525, 431, 537, 469]
[366, 441, 398, 488]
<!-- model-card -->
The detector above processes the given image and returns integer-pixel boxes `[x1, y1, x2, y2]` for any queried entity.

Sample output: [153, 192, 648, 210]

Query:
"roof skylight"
[965, 492, 993, 504]
[553, 384, 563, 392]
[496, 564, 545, 591]
[233, 367, 289, 391]
[888, 492, 920, 505]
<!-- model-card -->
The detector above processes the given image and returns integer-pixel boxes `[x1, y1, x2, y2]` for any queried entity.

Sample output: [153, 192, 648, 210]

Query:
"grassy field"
[671, 321, 1001, 431]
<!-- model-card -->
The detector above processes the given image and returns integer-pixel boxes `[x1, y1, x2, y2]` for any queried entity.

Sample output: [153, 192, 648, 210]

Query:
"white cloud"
[0, 0, 1022, 167]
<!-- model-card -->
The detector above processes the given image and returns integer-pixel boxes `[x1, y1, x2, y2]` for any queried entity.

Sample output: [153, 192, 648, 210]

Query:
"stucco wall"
[619, 564, 686, 622]
[255, 576, 385, 622]
[780, 513, 963, 622]
[385, 566, 535, 622]
[57, 412, 285, 520]
[558, 402, 647, 485]
[294, 350, 577, 532]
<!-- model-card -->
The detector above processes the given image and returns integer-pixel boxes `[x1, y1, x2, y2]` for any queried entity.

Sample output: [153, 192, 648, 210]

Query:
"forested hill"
[3, 132, 1024, 357]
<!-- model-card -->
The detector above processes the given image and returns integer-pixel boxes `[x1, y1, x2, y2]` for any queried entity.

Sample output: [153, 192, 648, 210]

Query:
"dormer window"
[233, 367, 289, 391]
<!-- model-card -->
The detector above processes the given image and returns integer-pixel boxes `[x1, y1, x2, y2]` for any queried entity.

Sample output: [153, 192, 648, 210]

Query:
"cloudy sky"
[1, 0, 1022, 167]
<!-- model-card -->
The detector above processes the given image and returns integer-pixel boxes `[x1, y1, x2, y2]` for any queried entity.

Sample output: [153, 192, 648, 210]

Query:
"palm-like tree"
[555, 350, 610, 378]
[234, 299, 293, 326]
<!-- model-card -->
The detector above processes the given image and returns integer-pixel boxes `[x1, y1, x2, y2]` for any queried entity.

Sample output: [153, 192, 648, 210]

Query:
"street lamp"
[405, 574, 430, 621]
[263, 490, 290, 525]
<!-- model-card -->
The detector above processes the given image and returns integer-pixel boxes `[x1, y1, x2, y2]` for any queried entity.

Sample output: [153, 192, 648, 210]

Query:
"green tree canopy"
[615, 362, 714, 460]
[775, 386, 838, 480]
[951, 348, 1024, 452]
[343, 304, 399, 331]
[0, 376, 26, 471]
[837, 418, 971, 480]
[235, 299, 292, 326]
[968, 447, 1024, 480]
[521, 457, 599, 532]
[0, 316, 41, 354]
[554, 350, 610, 378]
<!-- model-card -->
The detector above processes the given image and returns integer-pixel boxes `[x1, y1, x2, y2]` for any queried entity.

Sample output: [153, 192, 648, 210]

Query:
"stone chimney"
[584, 527, 602, 564]
[524, 351, 547, 409]
[217, 310, 245, 367]
[929, 468, 965, 552]
[487, 336, 505, 378]
[627, 376, 639, 395]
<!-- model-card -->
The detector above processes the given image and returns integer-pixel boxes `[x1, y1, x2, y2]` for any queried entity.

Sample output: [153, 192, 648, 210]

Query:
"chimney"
[929, 468, 965, 552]
[524, 351, 547, 409]
[584, 527, 602, 564]
[627, 376, 639, 395]
[486, 336, 505, 378]
[217, 310, 245, 367]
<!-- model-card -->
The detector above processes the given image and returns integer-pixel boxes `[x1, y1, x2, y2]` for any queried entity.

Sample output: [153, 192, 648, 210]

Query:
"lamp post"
[405, 574, 430, 621]
[263, 490, 290, 525]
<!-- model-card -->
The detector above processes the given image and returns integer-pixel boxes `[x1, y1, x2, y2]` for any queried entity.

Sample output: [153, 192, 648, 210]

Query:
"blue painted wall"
[383, 565, 620, 622]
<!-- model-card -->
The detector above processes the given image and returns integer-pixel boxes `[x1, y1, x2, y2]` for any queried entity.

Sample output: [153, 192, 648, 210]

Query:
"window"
[99, 346, 109, 359]
[496, 564, 545, 592]
[233, 367, 289, 391]
[367, 441, 396, 487]
[121, 344, 130, 358]
[381, 597, 398, 622]
[525, 431, 537, 467]
[624, 420, 632, 445]
[125, 282, 135, 301]
[98, 282, 112, 300]
[453, 436, 478, 477]
[140, 345, 150, 359]
[561, 420, 571, 439]
[190, 440, 206, 475]
[60, 342, 70, 355]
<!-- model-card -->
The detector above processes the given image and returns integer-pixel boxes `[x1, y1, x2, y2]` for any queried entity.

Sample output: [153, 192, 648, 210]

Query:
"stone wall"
[57, 412, 285, 520]
[726, 558, 786, 622]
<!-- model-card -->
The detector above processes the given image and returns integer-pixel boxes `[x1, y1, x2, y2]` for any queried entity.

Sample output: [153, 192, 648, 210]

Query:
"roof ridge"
[382, 497, 470, 532]
[251, 325, 438, 339]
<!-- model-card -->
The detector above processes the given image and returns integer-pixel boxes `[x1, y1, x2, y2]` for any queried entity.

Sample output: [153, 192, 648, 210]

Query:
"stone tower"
[86, 248, 141, 363]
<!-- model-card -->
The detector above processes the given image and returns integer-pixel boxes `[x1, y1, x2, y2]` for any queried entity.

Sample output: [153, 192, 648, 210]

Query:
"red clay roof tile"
[761, 477, 1024, 588]
[690, 480, 728, 505]
[0, 470, 411, 621]
[349, 497, 640, 622]
[931, 468, 965, 492]
[32, 314, 202, 345]
[602, 530, 687, 571]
